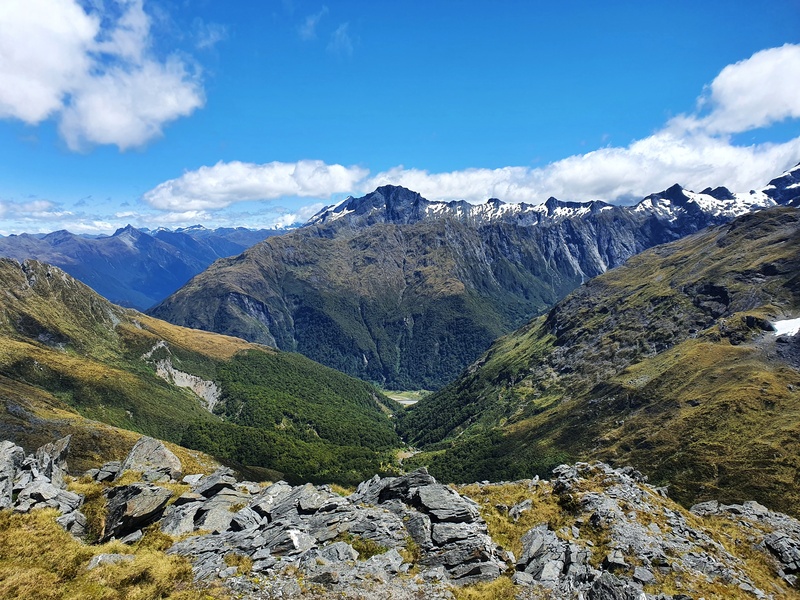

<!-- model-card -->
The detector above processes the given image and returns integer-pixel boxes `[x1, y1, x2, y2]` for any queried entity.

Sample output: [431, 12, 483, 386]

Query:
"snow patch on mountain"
[773, 317, 800, 337]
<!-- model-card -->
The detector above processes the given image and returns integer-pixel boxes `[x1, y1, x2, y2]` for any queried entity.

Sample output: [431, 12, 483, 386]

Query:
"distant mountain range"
[150, 164, 800, 389]
[398, 206, 800, 515]
[0, 225, 285, 310]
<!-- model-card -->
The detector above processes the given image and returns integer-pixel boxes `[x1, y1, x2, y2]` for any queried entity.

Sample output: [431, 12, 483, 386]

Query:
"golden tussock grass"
[451, 575, 516, 600]
[0, 509, 229, 600]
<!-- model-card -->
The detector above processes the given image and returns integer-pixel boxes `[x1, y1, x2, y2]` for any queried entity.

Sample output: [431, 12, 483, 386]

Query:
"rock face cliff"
[150, 165, 800, 390]
[4, 434, 800, 599]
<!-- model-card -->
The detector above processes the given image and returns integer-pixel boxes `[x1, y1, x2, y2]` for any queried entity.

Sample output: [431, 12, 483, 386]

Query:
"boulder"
[35, 435, 71, 489]
[412, 484, 480, 523]
[117, 437, 182, 482]
[194, 468, 237, 498]
[103, 483, 172, 541]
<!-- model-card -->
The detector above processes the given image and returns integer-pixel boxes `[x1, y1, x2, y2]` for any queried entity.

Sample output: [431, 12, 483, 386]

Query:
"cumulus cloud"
[140, 44, 800, 222]
[144, 160, 369, 211]
[0, 0, 204, 150]
[691, 44, 800, 135]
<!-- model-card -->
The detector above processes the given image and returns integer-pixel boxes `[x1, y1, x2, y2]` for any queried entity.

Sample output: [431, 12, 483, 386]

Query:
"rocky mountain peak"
[764, 162, 800, 206]
[700, 185, 736, 200]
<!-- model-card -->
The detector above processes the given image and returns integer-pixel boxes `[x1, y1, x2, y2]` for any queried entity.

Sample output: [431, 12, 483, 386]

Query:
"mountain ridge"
[398, 206, 800, 515]
[150, 165, 800, 389]
[0, 225, 285, 310]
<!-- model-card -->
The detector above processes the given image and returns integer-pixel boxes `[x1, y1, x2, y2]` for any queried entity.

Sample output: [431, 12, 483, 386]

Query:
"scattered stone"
[86, 553, 135, 570]
[95, 461, 121, 482]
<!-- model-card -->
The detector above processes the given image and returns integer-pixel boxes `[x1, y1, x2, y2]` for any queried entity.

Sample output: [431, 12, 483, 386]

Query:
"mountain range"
[150, 164, 800, 389]
[0, 225, 284, 310]
[398, 206, 800, 515]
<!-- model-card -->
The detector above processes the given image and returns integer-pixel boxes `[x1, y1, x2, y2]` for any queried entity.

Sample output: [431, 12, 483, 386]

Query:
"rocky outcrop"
[166, 467, 506, 588]
[0, 435, 87, 537]
[116, 436, 182, 482]
[5, 434, 800, 598]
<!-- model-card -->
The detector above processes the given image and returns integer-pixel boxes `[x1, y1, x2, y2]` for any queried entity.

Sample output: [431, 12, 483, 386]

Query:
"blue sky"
[1, 0, 800, 234]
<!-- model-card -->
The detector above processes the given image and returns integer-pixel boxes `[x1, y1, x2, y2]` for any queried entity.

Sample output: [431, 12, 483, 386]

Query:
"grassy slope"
[399, 208, 800, 514]
[0, 258, 402, 484]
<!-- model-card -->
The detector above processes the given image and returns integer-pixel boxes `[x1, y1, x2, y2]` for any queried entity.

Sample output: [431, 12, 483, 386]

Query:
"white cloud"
[691, 44, 800, 135]
[299, 6, 328, 41]
[327, 23, 353, 57]
[144, 160, 369, 211]
[194, 21, 228, 50]
[138, 44, 800, 226]
[0, 0, 204, 150]
[271, 203, 326, 228]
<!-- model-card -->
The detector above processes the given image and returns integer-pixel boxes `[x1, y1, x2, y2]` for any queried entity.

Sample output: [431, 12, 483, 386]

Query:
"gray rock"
[412, 484, 479, 523]
[765, 531, 800, 573]
[195, 468, 237, 498]
[431, 522, 483, 546]
[35, 435, 71, 489]
[121, 529, 144, 544]
[95, 461, 121, 482]
[194, 489, 250, 533]
[361, 548, 403, 575]
[56, 510, 87, 538]
[86, 553, 135, 570]
[509, 498, 532, 522]
[103, 483, 172, 541]
[512, 570, 535, 585]
[182, 473, 203, 486]
[690, 500, 720, 516]
[249, 480, 293, 518]
[319, 541, 359, 563]
[117, 436, 182, 482]
[633, 565, 655, 584]
[230, 506, 263, 531]
[161, 502, 204, 536]
[404, 511, 433, 549]
[587, 572, 641, 600]
[0, 441, 24, 509]
[15, 480, 83, 513]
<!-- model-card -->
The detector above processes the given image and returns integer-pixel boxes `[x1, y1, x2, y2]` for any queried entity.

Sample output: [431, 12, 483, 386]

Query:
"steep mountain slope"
[398, 207, 800, 515]
[0, 225, 281, 310]
[0, 258, 401, 483]
[150, 165, 798, 390]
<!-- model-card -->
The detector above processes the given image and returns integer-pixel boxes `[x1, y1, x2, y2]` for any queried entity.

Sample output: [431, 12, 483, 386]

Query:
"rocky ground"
[2, 435, 799, 599]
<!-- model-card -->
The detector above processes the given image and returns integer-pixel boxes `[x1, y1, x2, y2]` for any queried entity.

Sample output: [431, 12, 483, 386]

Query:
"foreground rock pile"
[503, 463, 795, 598]
[2, 435, 800, 599]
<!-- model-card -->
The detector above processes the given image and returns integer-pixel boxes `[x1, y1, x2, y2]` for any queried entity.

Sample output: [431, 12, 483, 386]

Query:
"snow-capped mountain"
[307, 163, 800, 229]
